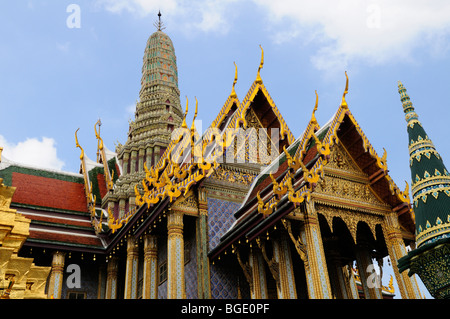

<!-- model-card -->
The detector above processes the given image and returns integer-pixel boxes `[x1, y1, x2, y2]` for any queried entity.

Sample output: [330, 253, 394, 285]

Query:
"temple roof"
[398, 81, 450, 247]
[209, 75, 415, 260]
[0, 156, 105, 252]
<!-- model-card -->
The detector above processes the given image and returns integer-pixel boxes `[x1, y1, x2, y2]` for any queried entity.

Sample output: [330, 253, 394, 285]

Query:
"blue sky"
[1, 0, 449, 298]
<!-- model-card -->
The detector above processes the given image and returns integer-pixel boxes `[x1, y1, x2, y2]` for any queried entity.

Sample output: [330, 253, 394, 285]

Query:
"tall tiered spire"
[110, 13, 183, 218]
[397, 81, 450, 299]
[398, 81, 450, 248]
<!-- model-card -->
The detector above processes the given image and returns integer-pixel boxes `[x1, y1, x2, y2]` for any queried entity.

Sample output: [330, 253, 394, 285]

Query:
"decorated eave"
[209, 72, 415, 261]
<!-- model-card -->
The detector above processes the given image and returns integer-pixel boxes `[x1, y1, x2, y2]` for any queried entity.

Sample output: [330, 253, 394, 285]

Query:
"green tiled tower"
[397, 81, 450, 299]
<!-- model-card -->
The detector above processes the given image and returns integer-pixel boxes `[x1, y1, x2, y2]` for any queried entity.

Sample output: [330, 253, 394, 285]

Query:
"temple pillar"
[138, 148, 145, 172]
[124, 236, 139, 299]
[196, 188, 211, 298]
[105, 256, 119, 299]
[143, 234, 158, 299]
[383, 211, 422, 299]
[167, 210, 185, 299]
[355, 241, 382, 299]
[273, 234, 297, 299]
[146, 147, 153, 168]
[249, 247, 268, 299]
[130, 150, 137, 173]
[300, 201, 332, 299]
[119, 198, 126, 218]
[122, 152, 129, 175]
[47, 251, 65, 299]
[154, 146, 160, 166]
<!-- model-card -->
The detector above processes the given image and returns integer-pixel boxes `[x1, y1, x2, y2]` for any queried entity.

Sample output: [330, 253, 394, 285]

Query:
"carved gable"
[315, 142, 387, 209]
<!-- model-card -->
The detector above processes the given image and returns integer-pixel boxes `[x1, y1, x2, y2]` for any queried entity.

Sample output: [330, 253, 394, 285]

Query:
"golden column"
[383, 211, 422, 299]
[143, 234, 158, 299]
[273, 234, 297, 299]
[196, 188, 211, 298]
[249, 247, 268, 299]
[105, 256, 119, 299]
[301, 201, 332, 299]
[167, 210, 185, 299]
[47, 251, 66, 299]
[124, 236, 139, 299]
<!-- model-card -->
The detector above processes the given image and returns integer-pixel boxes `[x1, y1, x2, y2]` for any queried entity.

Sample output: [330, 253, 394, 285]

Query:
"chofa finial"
[230, 62, 238, 98]
[341, 71, 349, 109]
[255, 45, 264, 84]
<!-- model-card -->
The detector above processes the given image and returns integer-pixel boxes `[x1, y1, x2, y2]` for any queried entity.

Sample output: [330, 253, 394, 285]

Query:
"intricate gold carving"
[316, 175, 383, 206]
[211, 166, 257, 186]
[316, 204, 383, 243]
[281, 218, 308, 269]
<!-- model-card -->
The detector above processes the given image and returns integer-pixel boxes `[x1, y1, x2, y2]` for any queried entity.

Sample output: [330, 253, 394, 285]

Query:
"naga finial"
[182, 96, 189, 129]
[310, 90, 319, 127]
[341, 71, 349, 108]
[256, 44, 264, 84]
[75, 128, 84, 160]
[230, 61, 238, 98]
[191, 96, 198, 129]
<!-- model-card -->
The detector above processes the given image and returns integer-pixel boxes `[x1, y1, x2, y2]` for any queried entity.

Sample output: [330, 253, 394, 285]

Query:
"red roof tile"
[11, 172, 88, 213]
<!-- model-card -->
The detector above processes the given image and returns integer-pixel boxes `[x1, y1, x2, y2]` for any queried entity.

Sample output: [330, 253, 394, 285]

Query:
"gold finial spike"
[75, 128, 84, 160]
[341, 71, 349, 109]
[310, 90, 319, 127]
[0, 146, 3, 162]
[230, 61, 238, 98]
[191, 96, 198, 128]
[182, 96, 189, 129]
[255, 44, 264, 84]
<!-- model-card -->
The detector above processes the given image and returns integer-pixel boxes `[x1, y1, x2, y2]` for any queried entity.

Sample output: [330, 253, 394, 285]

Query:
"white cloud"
[252, 0, 450, 70]
[0, 135, 65, 171]
[95, 0, 236, 34]
[95, 0, 450, 71]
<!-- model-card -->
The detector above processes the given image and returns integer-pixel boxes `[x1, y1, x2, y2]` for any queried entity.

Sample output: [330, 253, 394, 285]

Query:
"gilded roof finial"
[75, 128, 84, 160]
[341, 71, 349, 109]
[230, 62, 238, 99]
[255, 45, 264, 84]
[191, 96, 198, 130]
[154, 10, 166, 31]
[182, 96, 189, 129]
[310, 90, 319, 128]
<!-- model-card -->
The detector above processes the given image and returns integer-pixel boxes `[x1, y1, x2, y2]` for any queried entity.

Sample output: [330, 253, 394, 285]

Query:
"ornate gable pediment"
[315, 142, 387, 210]
[171, 190, 199, 216]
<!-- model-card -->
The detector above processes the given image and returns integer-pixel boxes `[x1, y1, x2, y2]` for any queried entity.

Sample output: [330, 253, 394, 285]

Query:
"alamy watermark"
[169, 122, 281, 173]
[66, 4, 81, 29]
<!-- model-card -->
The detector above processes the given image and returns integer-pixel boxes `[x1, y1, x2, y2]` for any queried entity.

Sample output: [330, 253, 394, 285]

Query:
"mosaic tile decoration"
[210, 264, 238, 299]
[207, 197, 241, 251]
[185, 231, 198, 299]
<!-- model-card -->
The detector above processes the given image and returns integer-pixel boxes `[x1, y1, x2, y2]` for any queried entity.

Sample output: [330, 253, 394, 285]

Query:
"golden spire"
[341, 71, 349, 109]
[255, 45, 264, 84]
[310, 90, 319, 128]
[191, 96, 198, 130]
[182, 96, 189, 129]
[230, 61, 238, 99]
